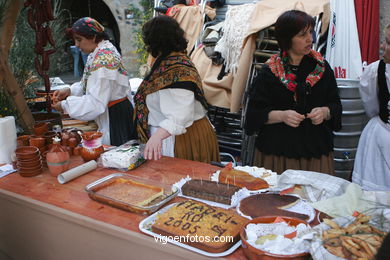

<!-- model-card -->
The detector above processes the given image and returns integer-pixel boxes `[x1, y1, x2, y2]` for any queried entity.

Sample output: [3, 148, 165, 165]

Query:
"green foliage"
[48, 0, 72, 75]
[0, 0, 70, 120]
[128, 0, 154, 68]
[0, 0, 7, 28]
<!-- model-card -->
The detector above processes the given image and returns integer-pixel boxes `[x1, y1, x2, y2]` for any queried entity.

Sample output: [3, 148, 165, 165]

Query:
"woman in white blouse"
[52, 17, 136, 145]
[134, 16, 220, 162]
[352, 24, 390, 191]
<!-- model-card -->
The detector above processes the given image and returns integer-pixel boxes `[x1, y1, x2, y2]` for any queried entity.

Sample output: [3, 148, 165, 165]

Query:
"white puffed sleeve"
[359, 61, 380, 118]
[61, 72, 112, 121]
[69, 81, 84, 96]
[158, 88, 196, 135]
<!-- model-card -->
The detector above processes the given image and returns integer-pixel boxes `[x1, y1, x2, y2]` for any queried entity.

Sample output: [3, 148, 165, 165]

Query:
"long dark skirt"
[253, 149, 335, 175]
[108, 98, 137, 146]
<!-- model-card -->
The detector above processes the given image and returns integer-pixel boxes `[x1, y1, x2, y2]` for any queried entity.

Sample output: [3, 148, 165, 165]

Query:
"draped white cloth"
[325, 0, 362, 79]
[352, 61, 390, 191]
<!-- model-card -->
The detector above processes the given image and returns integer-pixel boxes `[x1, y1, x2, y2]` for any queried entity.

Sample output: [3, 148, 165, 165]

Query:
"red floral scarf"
[134, 52, 207, 143]
[266, 49, 325, 99]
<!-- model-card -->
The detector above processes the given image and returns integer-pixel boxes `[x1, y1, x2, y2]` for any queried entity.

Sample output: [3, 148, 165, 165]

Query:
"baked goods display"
[322, 213, 387, 259]
[152, 200, 247, 253]
[86, 173, 179, 215]
[218, 163, 269, 190]
[97, 178, 164, 206]
[238, 193, 310, 221]
[181, 179, 240, 205]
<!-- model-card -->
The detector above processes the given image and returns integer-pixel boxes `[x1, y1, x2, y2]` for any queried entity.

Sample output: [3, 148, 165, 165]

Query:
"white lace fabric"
[214, 4, 255, 74]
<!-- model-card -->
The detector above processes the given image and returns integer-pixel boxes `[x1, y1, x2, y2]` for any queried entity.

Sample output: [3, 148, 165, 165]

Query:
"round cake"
[239, 193, 309, 221]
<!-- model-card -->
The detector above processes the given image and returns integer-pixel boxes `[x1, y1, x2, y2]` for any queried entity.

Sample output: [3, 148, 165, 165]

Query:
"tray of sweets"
[85, 173, 179, 215]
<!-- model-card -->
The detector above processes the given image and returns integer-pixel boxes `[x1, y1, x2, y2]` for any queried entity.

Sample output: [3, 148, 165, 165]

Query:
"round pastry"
[239, 193, 310, 221]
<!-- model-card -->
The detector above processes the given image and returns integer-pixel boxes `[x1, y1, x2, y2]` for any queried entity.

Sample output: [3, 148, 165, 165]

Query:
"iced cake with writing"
[152, 200, 247, 253]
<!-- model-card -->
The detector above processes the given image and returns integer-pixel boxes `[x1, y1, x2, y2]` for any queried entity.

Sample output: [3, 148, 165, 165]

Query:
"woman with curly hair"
[244, 10, 342, 174]
[134, 15, 220, 163]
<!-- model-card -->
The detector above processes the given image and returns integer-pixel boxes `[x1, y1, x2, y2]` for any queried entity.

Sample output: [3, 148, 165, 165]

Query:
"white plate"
[139, 203, 242, 257]
[211, 166, 278, 193]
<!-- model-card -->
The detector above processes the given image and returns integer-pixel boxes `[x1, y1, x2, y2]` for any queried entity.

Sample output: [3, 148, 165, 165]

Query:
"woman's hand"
[144, 128, 171, 160]
[51, 101, 63, 112]
[307, 107, 330, 125]
[280, 110, 305, 127]
[52, 87, 71, 103]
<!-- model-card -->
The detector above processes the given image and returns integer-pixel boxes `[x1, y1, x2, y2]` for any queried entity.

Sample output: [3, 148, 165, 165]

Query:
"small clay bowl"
[17, 135, 31, 147]
[17, 160, 42, 168]
[17, 155, 41, 163]
[29, 136, 46, 148]
[15, 146, 40, 159]
[34, 122, 49, 136]
[18, 163, 42, 172]
[18, 167, 43, 177]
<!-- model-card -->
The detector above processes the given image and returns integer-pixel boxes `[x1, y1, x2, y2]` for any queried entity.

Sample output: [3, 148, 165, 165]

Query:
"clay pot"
[68, 137, 78, 148]
[73, 146, 82, 156]
[17, 135, 31, 147]
[29, 136, 46, 148]
[240, 216, 310, 260]
[80, 146, 104, 162]
[68, 131, 81, 144]
[34, 122, 50, 136]
[46, 141, 70, 177]
[80, 131, 104, 162]
[61, 132, 69, 146]
[43, 131, 57, 144]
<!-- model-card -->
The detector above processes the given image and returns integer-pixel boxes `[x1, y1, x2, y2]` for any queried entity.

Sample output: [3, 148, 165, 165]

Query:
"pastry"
[152, 200, 247, 253]
[239, 193, 309, 221]
[181, 179, 240, 205]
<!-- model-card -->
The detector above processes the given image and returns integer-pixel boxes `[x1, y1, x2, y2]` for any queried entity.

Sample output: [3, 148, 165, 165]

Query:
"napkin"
[311, 183, 390, 218]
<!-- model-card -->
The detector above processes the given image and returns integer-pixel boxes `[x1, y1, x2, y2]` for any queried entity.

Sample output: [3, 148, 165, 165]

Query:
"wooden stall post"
[0, 0, 34, 133]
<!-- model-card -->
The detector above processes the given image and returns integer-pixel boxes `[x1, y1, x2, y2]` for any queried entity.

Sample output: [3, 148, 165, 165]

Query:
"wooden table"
[0, 156, 247, 260]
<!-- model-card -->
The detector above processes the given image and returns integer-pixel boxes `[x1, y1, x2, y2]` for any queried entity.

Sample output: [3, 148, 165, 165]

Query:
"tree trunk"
[0, 49, 34, 133]
[0, 0, 34, 133]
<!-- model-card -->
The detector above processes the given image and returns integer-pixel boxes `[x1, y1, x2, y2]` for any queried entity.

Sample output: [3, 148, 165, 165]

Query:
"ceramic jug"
[46, 136, 70, 177]
[80, 131, 104, 162]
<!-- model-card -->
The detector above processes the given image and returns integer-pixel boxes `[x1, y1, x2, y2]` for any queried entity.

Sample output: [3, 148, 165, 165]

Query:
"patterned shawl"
[134, 52, 207, 143]
[266, 49, 325, 100]
[81, 40, 127, 93]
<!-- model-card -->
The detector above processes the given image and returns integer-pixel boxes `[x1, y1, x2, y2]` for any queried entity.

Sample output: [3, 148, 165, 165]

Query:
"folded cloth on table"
[310, 183, 390, 218]
[274, 170, 351, 202]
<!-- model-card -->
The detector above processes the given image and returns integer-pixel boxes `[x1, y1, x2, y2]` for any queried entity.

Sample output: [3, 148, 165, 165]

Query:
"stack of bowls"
[15, 146, 43, 177]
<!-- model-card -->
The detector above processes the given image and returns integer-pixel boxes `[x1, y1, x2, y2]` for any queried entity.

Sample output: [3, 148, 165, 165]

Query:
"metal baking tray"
[85, 173, 179, 215]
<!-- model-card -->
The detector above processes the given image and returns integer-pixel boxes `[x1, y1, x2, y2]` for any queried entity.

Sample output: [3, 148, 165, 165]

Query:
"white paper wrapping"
[0, 116, 17, 164]
[57, 160, 97, 184]
[100, 142, 144, 170]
